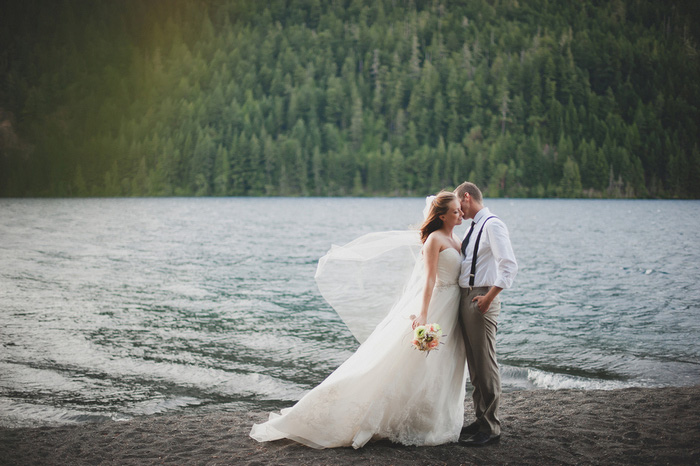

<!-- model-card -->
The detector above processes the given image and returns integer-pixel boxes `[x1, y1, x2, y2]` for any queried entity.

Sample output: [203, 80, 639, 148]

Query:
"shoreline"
[2, 385, 699, 465]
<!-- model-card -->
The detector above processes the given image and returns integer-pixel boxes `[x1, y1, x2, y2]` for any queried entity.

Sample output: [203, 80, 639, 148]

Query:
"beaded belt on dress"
[435, 281, 458, 289]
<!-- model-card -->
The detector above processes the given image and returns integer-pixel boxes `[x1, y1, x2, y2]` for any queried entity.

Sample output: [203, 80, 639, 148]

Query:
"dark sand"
[2, 386, 699, 465]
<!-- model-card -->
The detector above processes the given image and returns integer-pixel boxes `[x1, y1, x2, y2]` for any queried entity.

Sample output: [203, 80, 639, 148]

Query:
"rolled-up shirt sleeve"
[487, 220, 518, 289]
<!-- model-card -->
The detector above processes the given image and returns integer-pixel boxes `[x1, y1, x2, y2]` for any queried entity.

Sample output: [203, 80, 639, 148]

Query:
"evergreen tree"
[0, 0, 698, 198]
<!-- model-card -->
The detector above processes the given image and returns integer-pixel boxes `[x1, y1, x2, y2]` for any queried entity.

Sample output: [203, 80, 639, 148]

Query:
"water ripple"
[1, 198, 699, 427]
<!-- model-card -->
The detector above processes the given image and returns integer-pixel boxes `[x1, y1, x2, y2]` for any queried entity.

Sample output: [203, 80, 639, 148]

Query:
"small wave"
[126, 396, 202, 416]
[500, 365, 535, 390]
[499, 365, 645, 391]
[59, 413, 124, 423]
[0, 397, 127, 428]
[525, 368, 643, 391]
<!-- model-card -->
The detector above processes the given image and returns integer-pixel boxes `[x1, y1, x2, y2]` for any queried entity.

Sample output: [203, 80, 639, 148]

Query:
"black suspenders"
[468, 216, 497, 288]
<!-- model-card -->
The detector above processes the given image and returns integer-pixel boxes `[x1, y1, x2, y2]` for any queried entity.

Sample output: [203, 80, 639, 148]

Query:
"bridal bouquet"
[411, 323, 443, 353]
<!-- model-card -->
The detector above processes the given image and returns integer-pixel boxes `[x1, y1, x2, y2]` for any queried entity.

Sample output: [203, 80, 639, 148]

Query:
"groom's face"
[458, 193, 471, 219]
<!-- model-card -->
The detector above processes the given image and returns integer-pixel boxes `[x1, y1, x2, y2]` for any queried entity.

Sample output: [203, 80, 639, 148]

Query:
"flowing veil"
[314, 197, 437, 343]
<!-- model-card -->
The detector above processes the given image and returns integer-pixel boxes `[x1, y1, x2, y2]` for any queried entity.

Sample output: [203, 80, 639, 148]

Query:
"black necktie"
[461, 221, 476, 255]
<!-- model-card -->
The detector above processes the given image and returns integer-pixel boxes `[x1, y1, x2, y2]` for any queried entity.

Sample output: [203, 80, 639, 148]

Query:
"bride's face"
[441, 199, 463, 227]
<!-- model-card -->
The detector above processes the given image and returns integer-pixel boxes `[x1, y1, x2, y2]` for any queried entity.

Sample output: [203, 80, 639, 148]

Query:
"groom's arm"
[473, 220, 517, 314]
[490, 220, 518, 289]
[473, 286, 502, 314]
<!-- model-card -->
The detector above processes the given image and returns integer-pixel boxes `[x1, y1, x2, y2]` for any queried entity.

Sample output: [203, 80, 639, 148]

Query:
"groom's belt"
[460, 285, 492, 293]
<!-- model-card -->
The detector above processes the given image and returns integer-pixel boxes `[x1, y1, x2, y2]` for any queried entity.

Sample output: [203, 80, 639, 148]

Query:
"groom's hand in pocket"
[472, 287, 502, 314]
[472, 295, 492, 314]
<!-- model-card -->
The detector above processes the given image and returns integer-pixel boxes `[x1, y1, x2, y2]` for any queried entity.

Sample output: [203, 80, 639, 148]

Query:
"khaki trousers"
[459, 286, 501, 436]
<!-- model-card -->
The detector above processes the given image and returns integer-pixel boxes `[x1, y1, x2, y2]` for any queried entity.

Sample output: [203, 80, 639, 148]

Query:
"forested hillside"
[1, 0, 699, 198]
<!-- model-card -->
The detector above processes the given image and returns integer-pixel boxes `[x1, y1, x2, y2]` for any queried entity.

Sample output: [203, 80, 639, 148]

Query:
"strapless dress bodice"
[435, 248, 461, 288]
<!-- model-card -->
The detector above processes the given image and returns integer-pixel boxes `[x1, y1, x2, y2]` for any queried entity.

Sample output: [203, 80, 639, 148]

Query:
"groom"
[454, 182, 517, 447]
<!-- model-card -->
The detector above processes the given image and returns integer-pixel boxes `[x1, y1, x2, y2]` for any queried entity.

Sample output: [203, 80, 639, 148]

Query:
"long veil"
[314, 198, 436, 343]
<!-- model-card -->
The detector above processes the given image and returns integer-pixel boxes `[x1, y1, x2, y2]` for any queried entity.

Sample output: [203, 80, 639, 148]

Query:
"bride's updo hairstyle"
[419, 191, 457, 243]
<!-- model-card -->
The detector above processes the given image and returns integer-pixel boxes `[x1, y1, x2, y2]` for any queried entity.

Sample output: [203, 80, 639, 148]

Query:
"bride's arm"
[412, 236, 440, 329]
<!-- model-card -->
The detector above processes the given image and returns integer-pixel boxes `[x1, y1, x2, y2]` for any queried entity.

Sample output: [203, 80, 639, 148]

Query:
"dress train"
[250, 247, 466, 449]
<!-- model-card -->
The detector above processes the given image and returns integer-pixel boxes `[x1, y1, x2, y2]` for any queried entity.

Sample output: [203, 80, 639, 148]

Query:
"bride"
[250, 192, 467, 449]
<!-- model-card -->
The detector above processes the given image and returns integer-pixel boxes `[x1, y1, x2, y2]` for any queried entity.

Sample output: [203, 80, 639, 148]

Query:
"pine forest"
[1, 0, 699, 198]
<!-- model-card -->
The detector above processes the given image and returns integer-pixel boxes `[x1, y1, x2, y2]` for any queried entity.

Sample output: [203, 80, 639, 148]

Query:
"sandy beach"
[2, 385, 699, 465]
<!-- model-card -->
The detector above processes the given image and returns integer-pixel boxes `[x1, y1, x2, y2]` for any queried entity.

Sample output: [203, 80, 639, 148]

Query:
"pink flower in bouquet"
[411, 322, 444, 355]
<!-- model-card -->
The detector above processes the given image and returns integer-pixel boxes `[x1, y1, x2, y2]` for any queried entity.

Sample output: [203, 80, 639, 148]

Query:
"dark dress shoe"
[460, 431, 501, 447]
[460, 421, 480, 437]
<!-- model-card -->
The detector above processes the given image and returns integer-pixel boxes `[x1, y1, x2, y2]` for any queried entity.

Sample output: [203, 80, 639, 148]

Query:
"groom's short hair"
[455, 182, 482, 203]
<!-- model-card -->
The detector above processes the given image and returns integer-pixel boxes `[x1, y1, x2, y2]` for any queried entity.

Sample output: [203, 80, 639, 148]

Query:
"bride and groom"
[250, 181, 518, 449]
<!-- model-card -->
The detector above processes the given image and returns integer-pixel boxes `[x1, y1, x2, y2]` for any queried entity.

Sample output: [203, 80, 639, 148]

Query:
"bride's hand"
[411, 314, 427, 329]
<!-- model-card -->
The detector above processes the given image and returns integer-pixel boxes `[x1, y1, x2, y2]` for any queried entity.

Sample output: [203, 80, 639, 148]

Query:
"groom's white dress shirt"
[458, 207, 518, 289]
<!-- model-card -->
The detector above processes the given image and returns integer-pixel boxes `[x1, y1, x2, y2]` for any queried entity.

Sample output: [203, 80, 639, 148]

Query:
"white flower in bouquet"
[411, 323, 443, 354]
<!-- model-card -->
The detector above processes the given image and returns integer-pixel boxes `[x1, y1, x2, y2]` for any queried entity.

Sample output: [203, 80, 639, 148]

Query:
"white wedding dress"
[250, 242, 467, 449]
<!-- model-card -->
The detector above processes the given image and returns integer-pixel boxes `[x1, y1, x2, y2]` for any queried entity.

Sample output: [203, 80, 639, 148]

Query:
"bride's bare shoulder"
[424, 230, 450, 251]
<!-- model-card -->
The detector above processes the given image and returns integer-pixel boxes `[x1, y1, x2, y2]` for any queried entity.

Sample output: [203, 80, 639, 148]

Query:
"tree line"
[1, 0, 698, 198]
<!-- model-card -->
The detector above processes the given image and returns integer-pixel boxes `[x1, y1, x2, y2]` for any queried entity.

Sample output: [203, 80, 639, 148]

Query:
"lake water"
[1, 198, 699, 427]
